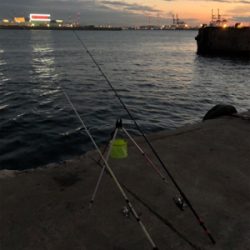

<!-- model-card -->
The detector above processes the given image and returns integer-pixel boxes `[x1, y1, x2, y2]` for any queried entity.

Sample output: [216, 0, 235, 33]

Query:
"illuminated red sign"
[29, 14, 51, 22]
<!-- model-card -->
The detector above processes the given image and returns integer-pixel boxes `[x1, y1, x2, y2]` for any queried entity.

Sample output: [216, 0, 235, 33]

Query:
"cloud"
[207, 0, 232, 2]
[237, 0, 250, 3]
[231, 15, 250, 21]
[101, 0, 131, 6]
[163, 0, 250, 3]
[227, 5, 250, 14]
[101, 1, 161, 13]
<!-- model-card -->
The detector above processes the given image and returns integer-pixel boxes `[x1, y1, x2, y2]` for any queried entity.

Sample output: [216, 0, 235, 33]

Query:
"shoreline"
[0, 25, 199, 31]
[0, 25, 122, 31]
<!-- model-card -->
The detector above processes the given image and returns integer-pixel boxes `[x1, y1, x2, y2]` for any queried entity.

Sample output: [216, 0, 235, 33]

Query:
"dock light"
[222, 24, 228, 28]
[235, 22, 242, 28]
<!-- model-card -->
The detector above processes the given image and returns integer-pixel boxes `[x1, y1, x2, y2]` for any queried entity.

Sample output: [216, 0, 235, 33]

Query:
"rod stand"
[90, 119, 168, 208]
[116, 118, 123, 129]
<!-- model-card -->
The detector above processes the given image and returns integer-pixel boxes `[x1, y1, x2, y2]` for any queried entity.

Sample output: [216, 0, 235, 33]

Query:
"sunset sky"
[1, 0, 250, 26]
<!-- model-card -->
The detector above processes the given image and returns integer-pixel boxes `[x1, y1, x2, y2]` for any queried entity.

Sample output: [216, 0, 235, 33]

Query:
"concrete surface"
[1, 112, 250, 250]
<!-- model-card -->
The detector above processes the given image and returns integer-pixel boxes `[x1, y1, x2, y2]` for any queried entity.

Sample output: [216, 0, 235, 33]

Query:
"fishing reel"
[122, 206, 131, 218]
[173, 195, 187, 211]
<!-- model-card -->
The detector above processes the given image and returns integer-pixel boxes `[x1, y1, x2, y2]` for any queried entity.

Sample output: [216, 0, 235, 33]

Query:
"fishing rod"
[36, 49, 158, 249]
[73, 30, 216, 245]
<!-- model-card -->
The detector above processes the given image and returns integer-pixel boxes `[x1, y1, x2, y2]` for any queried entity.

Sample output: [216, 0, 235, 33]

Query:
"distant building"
[49, 19, 64, 27]
[29, 14, 51, 26]
[14, 17, 25, 23]
[2, 19, 10, 23]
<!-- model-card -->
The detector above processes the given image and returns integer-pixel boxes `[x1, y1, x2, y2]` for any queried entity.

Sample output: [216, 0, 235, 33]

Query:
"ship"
[195, 10, 250, 56]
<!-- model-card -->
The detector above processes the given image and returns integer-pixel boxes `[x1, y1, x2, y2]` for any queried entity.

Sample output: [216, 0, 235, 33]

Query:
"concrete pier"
[1, 111, 250, 250]
[196, 27, 250, 56]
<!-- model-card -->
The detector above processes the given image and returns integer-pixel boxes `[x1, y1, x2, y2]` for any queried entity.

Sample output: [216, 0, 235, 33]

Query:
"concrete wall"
[196, 27, 250, 56]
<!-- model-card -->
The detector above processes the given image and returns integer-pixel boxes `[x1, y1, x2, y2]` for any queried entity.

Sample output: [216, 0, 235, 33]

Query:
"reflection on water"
[0, 48, 8, 83]
[31, 33, 56, 78]
[31, 32, 60, 98]
[32, 51, 57, 81]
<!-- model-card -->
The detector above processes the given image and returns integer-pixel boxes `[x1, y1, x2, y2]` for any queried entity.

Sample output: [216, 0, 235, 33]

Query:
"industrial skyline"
[0, 0, 250, 26]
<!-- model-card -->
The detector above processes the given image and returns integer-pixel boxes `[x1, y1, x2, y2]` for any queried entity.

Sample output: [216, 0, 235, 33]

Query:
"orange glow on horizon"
[124, 0, 250, 25]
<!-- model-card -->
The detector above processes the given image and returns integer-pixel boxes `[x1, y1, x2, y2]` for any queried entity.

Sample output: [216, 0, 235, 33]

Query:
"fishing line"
[73, 30, 216, 245]
[36, 45, 158, 250]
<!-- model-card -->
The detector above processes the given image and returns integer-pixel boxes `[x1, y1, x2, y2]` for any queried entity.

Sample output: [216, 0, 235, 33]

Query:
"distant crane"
[144, 12, 151, 26]
[210, 9, 227, 27]
[156, 12, 160, 27]
[76, 12, 80, 26]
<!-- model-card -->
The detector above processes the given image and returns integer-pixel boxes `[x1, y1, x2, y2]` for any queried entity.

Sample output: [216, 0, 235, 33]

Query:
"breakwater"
[196, 26, 250, 56]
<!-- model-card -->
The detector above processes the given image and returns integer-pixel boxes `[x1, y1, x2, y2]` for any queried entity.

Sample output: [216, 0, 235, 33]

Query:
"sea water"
[0, 30, 249, 169]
